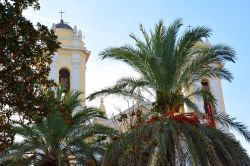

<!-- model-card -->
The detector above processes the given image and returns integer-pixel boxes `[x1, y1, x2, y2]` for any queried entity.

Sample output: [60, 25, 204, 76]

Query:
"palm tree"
[88, 19, 250, 165]
[0, 89, 115, 166]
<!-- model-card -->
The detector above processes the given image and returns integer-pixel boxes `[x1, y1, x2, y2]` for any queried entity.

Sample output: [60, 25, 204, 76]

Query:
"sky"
[23, 0, 250, 153]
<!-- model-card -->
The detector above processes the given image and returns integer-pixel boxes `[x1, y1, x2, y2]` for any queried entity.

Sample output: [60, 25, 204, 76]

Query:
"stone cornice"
[60, 45, 91, 54]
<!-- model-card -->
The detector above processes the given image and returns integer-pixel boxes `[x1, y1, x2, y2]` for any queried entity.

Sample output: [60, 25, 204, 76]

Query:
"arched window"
[201, 79, 216, 127]
[201, 80, 213, 116]
[201, 80, 209, 91]
[59, 68, 70, 92]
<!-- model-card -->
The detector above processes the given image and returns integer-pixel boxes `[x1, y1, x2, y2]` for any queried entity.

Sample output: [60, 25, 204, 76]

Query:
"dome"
[55, 19, 73, 31]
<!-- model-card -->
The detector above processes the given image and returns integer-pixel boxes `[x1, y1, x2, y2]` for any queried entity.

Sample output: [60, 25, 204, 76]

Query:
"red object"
[164, 112, 200, 125]
[205, 103, 213, 116]
[165, 111, 215, 127]
[204, 103, 216, 127]
[131, 109, 217, 130]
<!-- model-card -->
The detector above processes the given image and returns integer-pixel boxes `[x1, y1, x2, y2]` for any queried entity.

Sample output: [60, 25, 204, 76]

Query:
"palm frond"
[199, 124, 250, 165]
[87, 77, 149, 101]
[2, 90, 115, 164]
[216, 112, 250, 142]
[88, 19, 248, 165]
[176, 26, 212, 59]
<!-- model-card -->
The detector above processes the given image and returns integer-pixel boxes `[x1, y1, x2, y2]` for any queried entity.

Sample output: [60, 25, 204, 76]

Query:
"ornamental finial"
[99, 98, 106, 114]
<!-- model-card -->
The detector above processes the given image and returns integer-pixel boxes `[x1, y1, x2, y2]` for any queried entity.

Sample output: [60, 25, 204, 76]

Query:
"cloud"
[23, 11, 125, 42]
[23, 10, 56, 23]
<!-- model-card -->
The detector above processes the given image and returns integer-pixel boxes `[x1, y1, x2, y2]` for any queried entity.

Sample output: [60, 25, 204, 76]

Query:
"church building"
[49, 19, 227, 131]
[49, 18, 90, 105]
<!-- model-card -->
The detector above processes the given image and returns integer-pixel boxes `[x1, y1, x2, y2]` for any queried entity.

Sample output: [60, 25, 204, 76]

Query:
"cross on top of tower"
[59, 10, 65, 23]
[187, 25, 192, 31]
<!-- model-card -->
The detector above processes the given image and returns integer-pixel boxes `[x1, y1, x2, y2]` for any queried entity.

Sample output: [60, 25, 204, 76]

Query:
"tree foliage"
[0, 89, 116, 165]
[104, 110, 250, 166]
[0, 0, 60, 152]
[88, 19, 250, 165]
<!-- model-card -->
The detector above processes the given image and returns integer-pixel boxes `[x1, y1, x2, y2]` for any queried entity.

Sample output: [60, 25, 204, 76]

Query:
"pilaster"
[72, 53, 81, 90]
[49, 53, 59, 83]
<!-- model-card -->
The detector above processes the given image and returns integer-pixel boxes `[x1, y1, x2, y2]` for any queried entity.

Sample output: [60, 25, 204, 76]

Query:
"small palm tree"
[0, 89, 115, 166]
[88, 19, 250, 165]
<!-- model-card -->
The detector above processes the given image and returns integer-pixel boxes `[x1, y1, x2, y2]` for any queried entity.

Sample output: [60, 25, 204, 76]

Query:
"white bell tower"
[49, 18, 90, 105]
